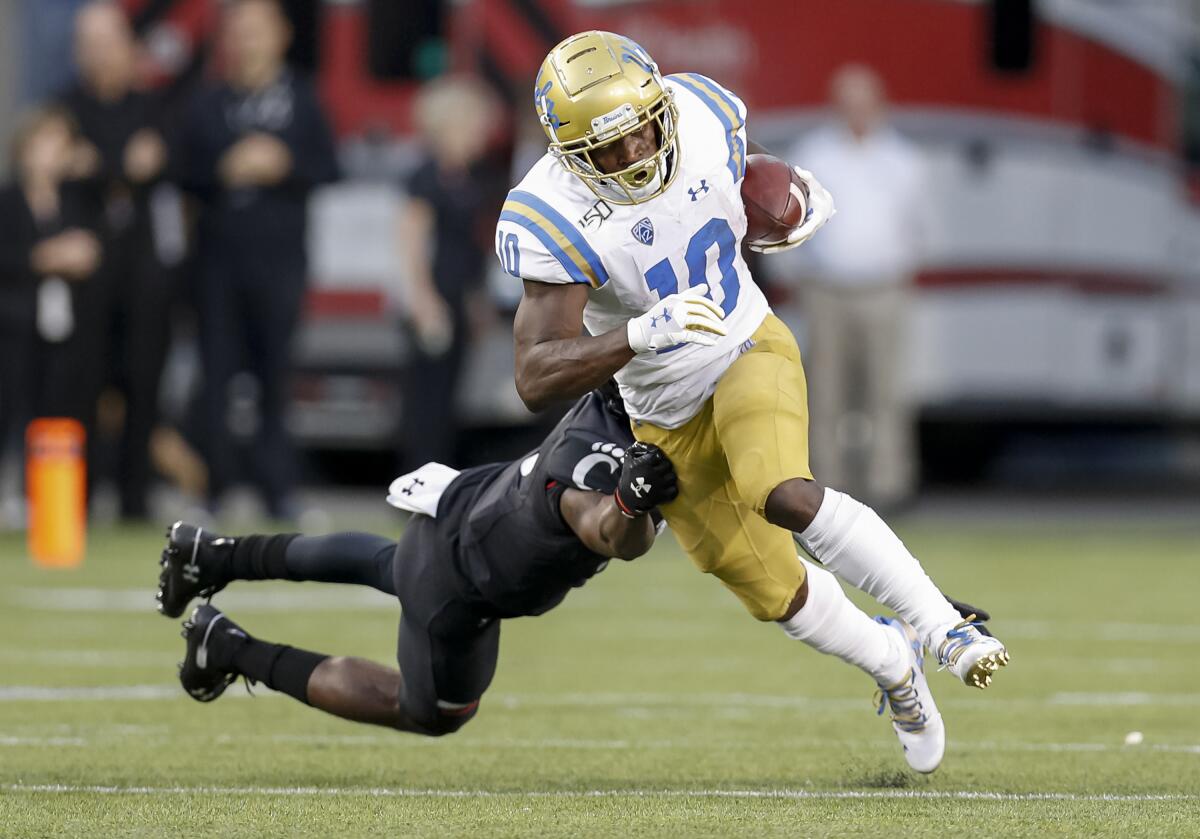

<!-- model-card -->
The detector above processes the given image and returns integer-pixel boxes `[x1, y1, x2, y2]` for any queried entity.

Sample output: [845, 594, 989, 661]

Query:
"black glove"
[945, 595, 993, 637]
[614, 442, 678, 518]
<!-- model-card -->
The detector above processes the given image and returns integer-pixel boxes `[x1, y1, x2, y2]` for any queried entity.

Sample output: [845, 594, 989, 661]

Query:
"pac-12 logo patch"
[631, 217, 655, 246]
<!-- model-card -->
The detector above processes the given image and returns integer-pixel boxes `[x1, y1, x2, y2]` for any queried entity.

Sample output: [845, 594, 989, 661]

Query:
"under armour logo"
[688, 180, 709, 201]
[649, 309, 672, 327]
[400, 477, 425, 496]
[182, 562, 200, 584]
[630, 477, 651, 498]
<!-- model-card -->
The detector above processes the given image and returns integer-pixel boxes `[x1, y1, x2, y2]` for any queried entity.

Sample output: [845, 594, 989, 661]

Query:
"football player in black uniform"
[155, 383, 677, 735]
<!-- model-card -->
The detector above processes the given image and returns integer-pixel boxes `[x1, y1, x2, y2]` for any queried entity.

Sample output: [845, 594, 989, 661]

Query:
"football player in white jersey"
[496, 30, 1008, 774]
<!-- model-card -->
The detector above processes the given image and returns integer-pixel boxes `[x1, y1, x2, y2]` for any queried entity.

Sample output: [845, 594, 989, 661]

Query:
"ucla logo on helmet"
[631, 217, 655, 246]
[534, 71, 561, 129]
[620, 42, 656, 74]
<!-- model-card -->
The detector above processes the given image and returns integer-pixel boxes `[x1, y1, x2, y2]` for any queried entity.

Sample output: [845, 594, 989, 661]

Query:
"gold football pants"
[632, 314, 813, 621]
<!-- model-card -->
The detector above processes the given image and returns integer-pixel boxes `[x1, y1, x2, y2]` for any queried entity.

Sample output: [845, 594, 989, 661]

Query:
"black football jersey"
[436, 391, 635, 617]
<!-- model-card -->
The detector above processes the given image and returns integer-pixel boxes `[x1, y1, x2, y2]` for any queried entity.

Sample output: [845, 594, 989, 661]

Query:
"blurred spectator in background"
[786, 65, 933, 509]
[180, 0, 338, 520]
[59, 1, 174, 520]
[17, 0, 91, 105]
[0, 106, 102, 520]
[395, 76, 503, 471]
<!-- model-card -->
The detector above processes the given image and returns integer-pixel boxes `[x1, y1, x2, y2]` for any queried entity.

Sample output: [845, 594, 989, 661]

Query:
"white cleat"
[875, 616, 945, 774]
[936, 615, 1010, 689]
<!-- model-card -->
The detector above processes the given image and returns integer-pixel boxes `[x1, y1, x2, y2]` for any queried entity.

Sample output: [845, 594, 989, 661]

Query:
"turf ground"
[1, 509, 1198, 837]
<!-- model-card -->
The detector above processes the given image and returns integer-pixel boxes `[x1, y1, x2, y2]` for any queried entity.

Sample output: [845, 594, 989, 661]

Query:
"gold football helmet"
[534, 31, 679, 205]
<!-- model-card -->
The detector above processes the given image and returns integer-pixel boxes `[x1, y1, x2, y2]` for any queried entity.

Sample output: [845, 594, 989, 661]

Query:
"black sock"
[280, 533, 398, 593]
[227, 534, 299, 581]
[229, 637, 328, 705]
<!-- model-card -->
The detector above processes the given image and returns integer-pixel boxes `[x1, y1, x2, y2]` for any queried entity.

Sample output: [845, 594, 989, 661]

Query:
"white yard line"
[0, 650, 177, 667]
[998, 620, 1200, 644]
[232, 734, 672, 750]
[7, 587, 396, 613]
[1048, 692, 1200, 707]
[243, 735, 1200, 755]
[497, 692, 866, 710]
[0, 685, 245, 702]
[4, 732, 1196, 757]
[960, 740, 1200, 756]
[4, 685, 1200, 710]
[8, 588, 1200, 648]
[0, 737, 86, 747]
[0, 783, 1194, 802]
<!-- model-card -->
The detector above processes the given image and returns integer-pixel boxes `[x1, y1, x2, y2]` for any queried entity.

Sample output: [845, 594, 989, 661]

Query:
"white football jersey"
[496, 73, 770, 429]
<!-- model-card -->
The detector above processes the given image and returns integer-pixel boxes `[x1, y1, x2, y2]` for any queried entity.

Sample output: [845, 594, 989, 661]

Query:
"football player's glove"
[750, 165, 836, 254]
[945, 595, 994, 637]
[614, 442, 678, 517]
[626, 283, 726, 353]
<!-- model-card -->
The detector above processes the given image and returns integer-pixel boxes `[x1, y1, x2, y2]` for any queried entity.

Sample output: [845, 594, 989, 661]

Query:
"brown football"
[741, 153, 809, 246]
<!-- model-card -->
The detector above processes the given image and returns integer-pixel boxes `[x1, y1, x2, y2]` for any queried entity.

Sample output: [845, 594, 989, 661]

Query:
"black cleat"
[179, 604, 246, 702]
[157, 521, 234, 618]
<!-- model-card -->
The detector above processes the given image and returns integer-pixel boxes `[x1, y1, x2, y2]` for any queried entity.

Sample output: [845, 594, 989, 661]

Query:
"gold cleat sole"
[965, 649, 1010, 689]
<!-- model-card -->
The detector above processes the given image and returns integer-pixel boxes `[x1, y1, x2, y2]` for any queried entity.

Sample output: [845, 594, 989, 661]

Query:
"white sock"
[778, 558, 908, 686]
[795, 487, 961, 651]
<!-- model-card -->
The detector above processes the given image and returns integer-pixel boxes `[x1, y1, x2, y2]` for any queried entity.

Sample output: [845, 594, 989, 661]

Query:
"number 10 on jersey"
[644, 217, 740, 316]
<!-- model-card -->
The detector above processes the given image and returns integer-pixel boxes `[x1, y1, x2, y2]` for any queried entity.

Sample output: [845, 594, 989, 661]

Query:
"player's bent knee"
[778, 577, 809, 622]
[416, 700, 480, 737]
[764, 478, 825, 532]
[742, 588, 799, 623]
[720, 572, 808, 623]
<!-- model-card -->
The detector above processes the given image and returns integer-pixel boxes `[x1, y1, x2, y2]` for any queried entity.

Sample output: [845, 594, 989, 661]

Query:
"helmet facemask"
[546, 85, 679, 206]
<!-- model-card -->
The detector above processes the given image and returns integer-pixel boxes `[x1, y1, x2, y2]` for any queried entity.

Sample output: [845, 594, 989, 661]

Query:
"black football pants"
[280, 526, 499, 733]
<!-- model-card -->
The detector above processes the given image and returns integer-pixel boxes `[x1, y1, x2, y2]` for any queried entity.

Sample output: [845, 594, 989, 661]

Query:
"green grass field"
[1, 511, 1198, 837]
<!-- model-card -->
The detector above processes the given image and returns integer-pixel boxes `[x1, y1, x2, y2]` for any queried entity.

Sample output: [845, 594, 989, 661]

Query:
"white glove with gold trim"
[626, 283, 727, 353]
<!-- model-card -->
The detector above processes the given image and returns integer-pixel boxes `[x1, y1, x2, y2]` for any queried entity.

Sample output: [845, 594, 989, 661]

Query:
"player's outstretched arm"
[559, 443, 679, 560]
[559, 489, 656, 560]
[514, 281, 636, 412]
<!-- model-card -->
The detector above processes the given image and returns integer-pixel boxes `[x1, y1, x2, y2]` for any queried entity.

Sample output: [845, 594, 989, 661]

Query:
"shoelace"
[936, 613, 983, 670]
[874, 669, 927, 733]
